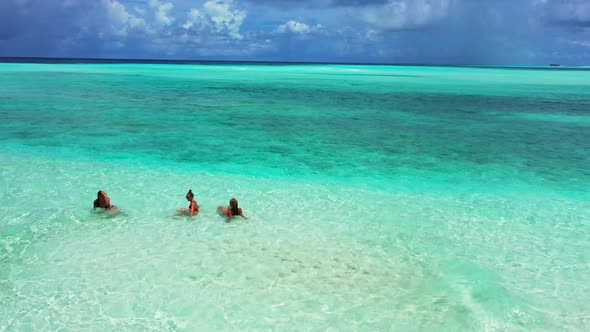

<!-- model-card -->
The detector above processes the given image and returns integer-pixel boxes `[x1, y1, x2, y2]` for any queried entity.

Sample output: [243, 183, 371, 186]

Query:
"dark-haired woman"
[218, 198, 247, 222]
[179, 189, 199, 217]
[93, 191, 117, 211]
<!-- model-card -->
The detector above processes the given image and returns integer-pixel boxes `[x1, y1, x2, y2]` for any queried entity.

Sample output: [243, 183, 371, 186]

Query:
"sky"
[1, 0, 590, 64]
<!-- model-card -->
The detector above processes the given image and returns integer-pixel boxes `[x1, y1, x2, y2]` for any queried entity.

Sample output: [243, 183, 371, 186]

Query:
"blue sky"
[1, 0, 589, 64]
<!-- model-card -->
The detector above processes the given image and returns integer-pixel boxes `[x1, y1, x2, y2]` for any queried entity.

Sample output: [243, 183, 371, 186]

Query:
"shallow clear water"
[1, 63, 589, 330]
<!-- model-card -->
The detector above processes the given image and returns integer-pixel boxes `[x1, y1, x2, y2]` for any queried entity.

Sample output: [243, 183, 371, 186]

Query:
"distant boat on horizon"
[549, 64, 561, 67]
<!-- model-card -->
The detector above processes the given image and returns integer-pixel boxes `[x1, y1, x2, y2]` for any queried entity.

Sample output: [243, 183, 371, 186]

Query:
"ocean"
[1, 61, 589, 330]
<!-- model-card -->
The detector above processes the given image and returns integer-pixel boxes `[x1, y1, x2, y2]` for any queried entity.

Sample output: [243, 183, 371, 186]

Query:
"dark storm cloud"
[0, 0, 111, 57]
[541, 0, 590, 26]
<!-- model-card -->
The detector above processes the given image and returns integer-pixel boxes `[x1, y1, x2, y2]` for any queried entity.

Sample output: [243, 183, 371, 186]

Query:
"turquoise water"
[1, 63, 589, 330]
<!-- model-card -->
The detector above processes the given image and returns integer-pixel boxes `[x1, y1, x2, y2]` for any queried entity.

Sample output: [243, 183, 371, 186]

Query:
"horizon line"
[0, 56, 585, 69]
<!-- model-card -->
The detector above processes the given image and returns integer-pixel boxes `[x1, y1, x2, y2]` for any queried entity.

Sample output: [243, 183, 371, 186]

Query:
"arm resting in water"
[218, 206, 232, 222]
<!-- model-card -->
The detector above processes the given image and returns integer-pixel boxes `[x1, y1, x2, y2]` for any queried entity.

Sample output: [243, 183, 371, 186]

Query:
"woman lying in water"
[218, 198, 247, 222]
[178, 189, 199, 217]
[93, 190, 117, 211]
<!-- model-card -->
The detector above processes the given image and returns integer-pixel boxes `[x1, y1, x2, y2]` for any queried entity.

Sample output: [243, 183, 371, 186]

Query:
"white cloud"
[182, 8, 210, 31]
[276, 20, 323, 34]
[359, 0, 451, 30]
[365, 29, 381, 42]
[103, 0, 130, 26]
[149, 0, 175, 26]
[202, 0, 247, 40]
[101, 0, 146, 37]
[134, 6, 147, 16]
[181, 0, 246, 40]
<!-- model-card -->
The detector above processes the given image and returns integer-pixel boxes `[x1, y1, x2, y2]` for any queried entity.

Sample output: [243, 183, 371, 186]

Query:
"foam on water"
[1, 63, 589, 330]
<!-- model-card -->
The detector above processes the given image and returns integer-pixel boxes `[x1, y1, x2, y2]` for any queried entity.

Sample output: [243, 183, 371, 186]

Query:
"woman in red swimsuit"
[179, 189, 199, 217]
[218, 198, 247, 222]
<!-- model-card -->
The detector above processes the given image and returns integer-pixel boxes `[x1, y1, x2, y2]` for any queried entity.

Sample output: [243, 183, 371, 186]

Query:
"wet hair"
[97, 191, 106, 204]
[95, 191, 108, 208]
[229, 198, 239, 216]
[186, 189, 194, 199]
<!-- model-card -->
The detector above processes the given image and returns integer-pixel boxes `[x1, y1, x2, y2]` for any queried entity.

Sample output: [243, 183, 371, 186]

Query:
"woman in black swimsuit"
[218, 198, 247, 222]
[93, 191, 117, 211]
